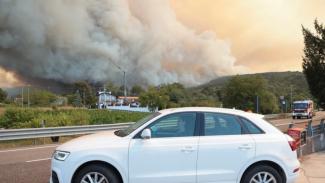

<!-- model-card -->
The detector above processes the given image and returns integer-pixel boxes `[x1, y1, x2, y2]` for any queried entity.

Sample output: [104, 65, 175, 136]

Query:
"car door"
[129, 112, 199, 183]
[197, 112, 256, 183]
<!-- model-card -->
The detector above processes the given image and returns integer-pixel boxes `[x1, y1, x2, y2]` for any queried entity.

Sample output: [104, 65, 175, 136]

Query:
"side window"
[240, 117, 264, 134]
[204, 113, 242, 136]
[148, 112, 196, 138]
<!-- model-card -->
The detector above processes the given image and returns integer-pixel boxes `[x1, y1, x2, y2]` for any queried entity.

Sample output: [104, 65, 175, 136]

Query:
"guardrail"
[0, 123, 133, 141]
[287, 119, 325, 157]
[264, 113, 291, 120]
[273, 120, 309, 128]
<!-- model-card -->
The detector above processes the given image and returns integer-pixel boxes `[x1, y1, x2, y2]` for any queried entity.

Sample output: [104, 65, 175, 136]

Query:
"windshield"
[293, 103, 308, 109]
[115, 112, 161, 137]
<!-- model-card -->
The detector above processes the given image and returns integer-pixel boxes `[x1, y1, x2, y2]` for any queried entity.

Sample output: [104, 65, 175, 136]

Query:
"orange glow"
[0, 68, 22, 87]
[171, 0, 325, 73]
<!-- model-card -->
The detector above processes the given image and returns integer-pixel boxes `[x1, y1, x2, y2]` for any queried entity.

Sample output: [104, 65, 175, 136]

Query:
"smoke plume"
[0, 0, 246, 86]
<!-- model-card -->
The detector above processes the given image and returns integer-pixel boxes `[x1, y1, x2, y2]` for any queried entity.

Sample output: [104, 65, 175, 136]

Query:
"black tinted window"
[204, 113, 242, 136]
[148, 112, 196, 138]
[240, 117, 263, 134]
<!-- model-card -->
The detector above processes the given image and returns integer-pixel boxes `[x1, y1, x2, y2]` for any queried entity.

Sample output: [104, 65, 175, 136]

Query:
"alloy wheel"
[80, 172, 109, 183]
[249, 171, 277, 183]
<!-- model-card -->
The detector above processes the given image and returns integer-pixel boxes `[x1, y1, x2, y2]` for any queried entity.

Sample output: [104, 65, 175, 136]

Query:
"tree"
[302, 20, 325, 108]
[0, 88, 7, 103]
[223, 76, 279, 114]
[28, 89, 57, 107]
[164, 83, 187, 104]
[105, 82, 124, 96]
[139, 86, 169, 112]
[72, 90, 83, 107]
[130, 85, 144, 96]
[73, 81, 96, 107]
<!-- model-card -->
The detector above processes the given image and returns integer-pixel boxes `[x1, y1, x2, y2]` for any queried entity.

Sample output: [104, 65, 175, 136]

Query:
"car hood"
[56, 130, 128, 152]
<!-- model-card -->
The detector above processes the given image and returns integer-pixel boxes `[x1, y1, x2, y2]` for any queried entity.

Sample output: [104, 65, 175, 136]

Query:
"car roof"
[158, 107, 264, 119]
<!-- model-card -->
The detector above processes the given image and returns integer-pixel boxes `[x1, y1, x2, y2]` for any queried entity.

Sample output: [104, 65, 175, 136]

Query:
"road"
[0, 111, 324, 183]
[0, 145, 57, 183]
[269, 111, 325, 132]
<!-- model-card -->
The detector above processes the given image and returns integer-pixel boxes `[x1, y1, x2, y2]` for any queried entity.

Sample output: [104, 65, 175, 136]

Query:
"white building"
[97, 90, 116, 109]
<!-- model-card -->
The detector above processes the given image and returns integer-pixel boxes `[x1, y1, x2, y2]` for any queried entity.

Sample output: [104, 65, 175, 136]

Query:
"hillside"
[191, 71, 312, 102]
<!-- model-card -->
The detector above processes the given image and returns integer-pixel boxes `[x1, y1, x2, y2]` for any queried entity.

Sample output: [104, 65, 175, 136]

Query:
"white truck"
[292, 100, 314, 119]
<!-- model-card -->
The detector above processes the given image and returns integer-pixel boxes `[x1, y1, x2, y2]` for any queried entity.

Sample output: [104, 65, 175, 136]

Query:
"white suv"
[51, 107, 300, 183]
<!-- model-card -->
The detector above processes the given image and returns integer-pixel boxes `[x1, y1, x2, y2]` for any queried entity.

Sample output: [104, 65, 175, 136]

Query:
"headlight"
[53, 151, 70, 161]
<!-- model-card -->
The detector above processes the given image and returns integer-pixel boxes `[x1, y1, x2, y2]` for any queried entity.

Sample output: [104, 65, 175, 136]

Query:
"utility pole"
[290, 85, 293, 111]
[106, 60, 127, 99]
[104, 88, 107, 108]
[256, 95, 259, 113]
[83, 91, 86, 107]
[27, 86, 30, 108]
[123, 71, 126, 99]
[21, 87, 24, 108]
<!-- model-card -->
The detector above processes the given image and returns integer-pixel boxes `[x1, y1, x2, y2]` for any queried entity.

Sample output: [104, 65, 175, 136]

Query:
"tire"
[73, 164, 121, 183]
[292, 116, 295, 119]
[241, 165, 283, 183]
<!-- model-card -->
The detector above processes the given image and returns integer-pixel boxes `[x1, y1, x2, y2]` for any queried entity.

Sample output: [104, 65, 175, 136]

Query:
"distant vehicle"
[292, 100, 314, 119]
[130, 102, 140, 108]
[51, 107, 299, 183]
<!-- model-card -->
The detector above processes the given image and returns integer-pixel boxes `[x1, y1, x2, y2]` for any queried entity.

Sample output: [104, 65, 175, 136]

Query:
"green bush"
[0, 108, 149, 129]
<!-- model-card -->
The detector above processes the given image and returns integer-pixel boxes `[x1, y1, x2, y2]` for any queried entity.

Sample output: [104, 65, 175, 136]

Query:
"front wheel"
[241, 165, 283, 183]
[73, 164, 120, 183]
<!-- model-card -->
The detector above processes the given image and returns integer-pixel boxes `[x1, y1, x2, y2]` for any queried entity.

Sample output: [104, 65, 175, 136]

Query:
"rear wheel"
[73, 164, 120, 183]
[241, 165, 283, 183]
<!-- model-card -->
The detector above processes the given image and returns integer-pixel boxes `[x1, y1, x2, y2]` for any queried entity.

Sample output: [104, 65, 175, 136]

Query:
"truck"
[292, 100, 314, 119]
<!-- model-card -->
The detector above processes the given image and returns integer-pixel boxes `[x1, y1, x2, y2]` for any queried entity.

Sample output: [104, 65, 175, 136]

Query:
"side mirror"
[141, 128, 151, 140]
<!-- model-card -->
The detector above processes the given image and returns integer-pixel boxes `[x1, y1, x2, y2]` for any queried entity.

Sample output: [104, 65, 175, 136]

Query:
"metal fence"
[263, 113, 292, 120]
[292, 119, 325, 157]
[0, 123, 133, 141]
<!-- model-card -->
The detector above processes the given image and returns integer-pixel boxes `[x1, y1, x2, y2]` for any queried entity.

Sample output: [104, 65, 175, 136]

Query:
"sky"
[171, 0, 325, 72]
[1, 0, 325, 88]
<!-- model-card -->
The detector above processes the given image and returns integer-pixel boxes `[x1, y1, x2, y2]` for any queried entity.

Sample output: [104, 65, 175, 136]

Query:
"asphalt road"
[0, 111, 324, 183]
[269, 111, 325, 132]
[0, 145, 57, 183]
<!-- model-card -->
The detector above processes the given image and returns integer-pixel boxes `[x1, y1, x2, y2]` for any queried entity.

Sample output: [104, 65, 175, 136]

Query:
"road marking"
[0, 145, 58, 153]
[26, 158, 51, 163]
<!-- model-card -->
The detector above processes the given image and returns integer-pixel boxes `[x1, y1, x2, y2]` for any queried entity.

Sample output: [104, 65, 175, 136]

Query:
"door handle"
[181, 146, 195, 153]
[238, 144, 253, 150]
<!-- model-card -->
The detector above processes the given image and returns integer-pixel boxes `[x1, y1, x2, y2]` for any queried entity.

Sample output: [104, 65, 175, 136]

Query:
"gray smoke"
[0, 0, 246, 86]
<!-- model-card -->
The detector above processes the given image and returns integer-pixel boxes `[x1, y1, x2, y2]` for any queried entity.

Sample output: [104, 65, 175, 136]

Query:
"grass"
[0, 107, 149, 129]
[0, 107, 148, 148]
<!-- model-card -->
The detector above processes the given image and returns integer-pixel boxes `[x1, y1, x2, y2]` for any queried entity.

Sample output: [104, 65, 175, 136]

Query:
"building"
[97, 89, 116, 109]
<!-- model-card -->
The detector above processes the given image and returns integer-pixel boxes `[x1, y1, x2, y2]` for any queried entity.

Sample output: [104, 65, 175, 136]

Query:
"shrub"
[0, 108, 148, 129]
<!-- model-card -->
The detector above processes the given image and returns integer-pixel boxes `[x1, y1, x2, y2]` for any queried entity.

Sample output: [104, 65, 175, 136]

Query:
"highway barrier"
[282, 118, 325, 157]
[263, 113, 291, 120]
[0, 122, 133, 141]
